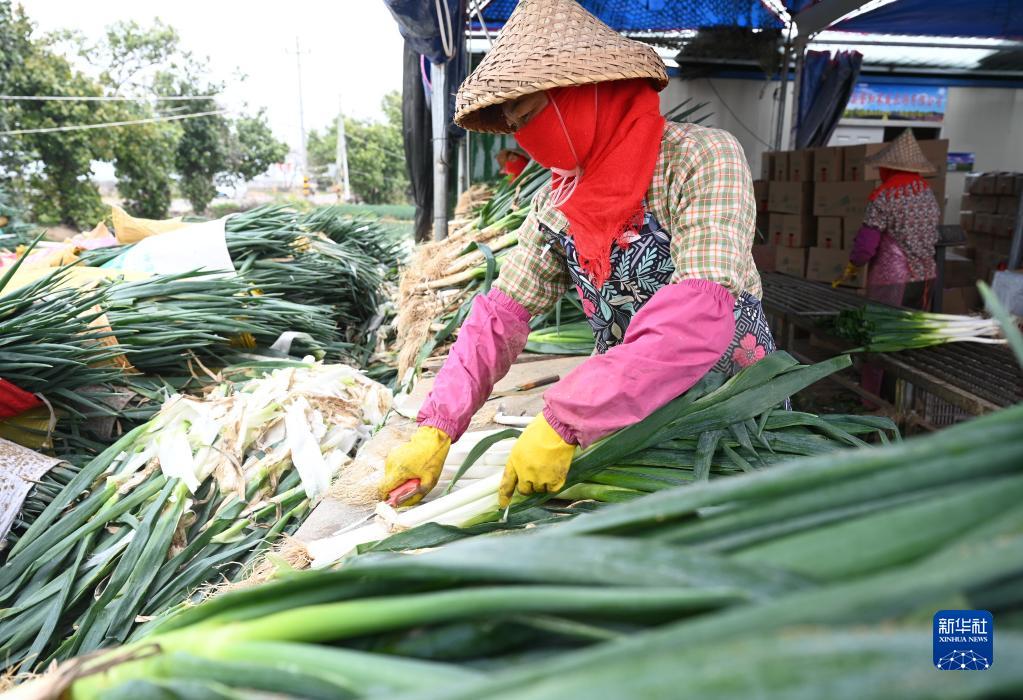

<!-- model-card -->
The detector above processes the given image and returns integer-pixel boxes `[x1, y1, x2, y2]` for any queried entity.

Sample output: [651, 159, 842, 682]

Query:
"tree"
[0, 2, 108, 227]
[307, 91, 409, 205]
[1, 8, 290, 225]
[228, 111, 289, 182]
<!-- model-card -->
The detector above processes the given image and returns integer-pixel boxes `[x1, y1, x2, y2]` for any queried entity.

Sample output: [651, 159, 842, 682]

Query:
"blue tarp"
[475, 0, 785, 32]
[834, 0, 1023, 40]
[384, 0, 465, 64]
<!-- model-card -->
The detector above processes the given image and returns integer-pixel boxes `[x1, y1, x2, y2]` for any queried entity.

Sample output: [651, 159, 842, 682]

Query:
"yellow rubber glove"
[378, 426, 451, 506]
[499, 414, 576, 508]
[832, 262, 860, 289]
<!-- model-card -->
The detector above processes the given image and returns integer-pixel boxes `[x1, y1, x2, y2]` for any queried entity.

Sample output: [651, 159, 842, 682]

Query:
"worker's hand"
[831, 263, 860, 289]
[499, 414, 576, 508]
[378, 426, 451, 506]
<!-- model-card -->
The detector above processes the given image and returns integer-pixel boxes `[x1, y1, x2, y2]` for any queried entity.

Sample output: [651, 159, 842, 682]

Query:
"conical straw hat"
[864, 129, 937, 174]
[455, 0, 669, 133]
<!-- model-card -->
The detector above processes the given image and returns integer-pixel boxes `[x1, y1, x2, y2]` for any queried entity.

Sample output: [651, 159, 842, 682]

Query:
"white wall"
[940, 86, 1023, 223]
[660, 77, 794, 179]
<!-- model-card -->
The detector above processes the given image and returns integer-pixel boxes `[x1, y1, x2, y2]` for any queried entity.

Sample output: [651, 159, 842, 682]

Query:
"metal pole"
[431, 61, 448, 241]
[336, 95, 351, 201]
[789, 36, 807, 150]
[774, 39, 792, 151]
[1009, 190, 1023, 271]
[295, 37, 307, 178]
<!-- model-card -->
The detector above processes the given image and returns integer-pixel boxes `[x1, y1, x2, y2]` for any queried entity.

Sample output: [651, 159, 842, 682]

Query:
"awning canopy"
[474, 0, 787, 32]
[833, 0, 1023, 40]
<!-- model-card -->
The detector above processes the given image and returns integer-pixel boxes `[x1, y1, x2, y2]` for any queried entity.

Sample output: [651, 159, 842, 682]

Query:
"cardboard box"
[789, 150, 814, 182]
[760, 154, 772, 181]
[812, 147, 843, 182]
[975, 248, 1009, 282]
[767, 213, 786, 244]
[996, 173, 1017, 196]
[969, 231, 1010, 255]
[775, 246, 807, 277]
[753, 180, 769, 212]
[969, 172, 1000, 195]
[768, 181, 814, 215]
[771, 152, 790, 181]
[775, 214, 816, 248]
[969, 195, 1000, 213]
[752, 244, 776, 272]
[918, 139, 950, 174]
[997, 194, 1021, 216]
[974, 213, 995, 234]
[814, 181, 877, 218]
[806, 246, 866, 287]
[991, 214, 1018, 239]
[960, 211, 975, 231]
[816, 216, 842, 247]
[843, 143, 885, 181]
[943, 253, 977, 288]
[1016, 174, 1023, 196]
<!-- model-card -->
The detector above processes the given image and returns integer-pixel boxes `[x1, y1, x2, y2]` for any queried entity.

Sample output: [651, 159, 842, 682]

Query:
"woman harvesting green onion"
[380, 0, 777, 509]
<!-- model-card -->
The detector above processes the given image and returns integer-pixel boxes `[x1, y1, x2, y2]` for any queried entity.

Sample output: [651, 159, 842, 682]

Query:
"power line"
[0, 94, 219, 102]
[0, 109, 229, 136]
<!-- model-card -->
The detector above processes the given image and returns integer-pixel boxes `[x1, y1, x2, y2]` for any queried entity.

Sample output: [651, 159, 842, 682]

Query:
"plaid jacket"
[495, 122, 762, 316]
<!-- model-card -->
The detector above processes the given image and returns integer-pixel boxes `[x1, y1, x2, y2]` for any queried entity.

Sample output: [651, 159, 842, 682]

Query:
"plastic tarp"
[834, 0, 1023, 40]
[384, 0, 466, 64]
[794, 50, 863, 149]
[475, 0, 784, 31]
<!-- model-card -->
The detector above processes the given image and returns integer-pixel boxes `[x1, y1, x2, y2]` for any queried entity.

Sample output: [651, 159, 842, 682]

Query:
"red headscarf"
[513, 79, 665, 289]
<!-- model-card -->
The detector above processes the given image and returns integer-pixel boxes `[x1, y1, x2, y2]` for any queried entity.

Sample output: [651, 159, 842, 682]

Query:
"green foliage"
[174, 99, 229, 214]
[0, 2, 108, 227]
[0, 7, 290, 224]
[112, 120, 179, 219]
[229, 111, 288, 182]
[307, 91, 409, 205]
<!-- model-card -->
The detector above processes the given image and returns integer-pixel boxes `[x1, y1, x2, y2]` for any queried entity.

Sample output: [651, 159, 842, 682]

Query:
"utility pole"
[294, 36, 308, 181]
[336, 94, 351, 202]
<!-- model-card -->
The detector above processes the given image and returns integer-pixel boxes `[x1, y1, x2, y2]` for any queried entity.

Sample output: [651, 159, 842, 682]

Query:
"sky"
[20, 0, 407, 157]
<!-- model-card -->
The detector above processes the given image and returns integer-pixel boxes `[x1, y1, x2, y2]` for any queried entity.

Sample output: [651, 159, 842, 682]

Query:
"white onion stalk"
[308, 474, 502, 568]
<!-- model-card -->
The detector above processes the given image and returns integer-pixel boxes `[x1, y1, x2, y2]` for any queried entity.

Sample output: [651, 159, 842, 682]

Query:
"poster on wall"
[844, 83, 947, 122]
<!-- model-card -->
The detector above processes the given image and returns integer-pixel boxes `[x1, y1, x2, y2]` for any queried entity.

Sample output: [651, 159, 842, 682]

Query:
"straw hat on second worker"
[454, 0, 669, 133]
[864, 129, 937, 174]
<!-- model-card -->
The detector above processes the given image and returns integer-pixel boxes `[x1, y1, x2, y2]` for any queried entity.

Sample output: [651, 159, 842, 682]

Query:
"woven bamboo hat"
[864, 129, 937, 174]
[455, 0, 669, 133]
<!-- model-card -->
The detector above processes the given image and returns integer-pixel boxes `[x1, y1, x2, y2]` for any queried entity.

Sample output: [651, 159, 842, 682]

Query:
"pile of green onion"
[832, 304, 1007, 353]
[0, 362, 390, 673]
[15, 388, 1020, 699]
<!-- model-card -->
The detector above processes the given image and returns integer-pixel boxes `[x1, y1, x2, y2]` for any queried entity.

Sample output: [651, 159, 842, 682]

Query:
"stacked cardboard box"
[753, 139, 950, 288]
[760, 150, 815, 277]
[959, 172, 1022, 284]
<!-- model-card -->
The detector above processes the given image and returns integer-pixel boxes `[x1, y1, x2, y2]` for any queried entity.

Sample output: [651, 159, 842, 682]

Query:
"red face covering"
[514, 80, 665, 289]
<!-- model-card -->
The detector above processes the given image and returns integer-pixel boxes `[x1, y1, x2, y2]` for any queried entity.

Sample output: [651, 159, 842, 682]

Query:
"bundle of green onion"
[0, 362, 390, 674]
[310, 352, 900, 564]
[831, 304, 1007, 352]
[524, 320, 594, 355]
[20, 393, 1021, 699]
[101, 270, 346, 373]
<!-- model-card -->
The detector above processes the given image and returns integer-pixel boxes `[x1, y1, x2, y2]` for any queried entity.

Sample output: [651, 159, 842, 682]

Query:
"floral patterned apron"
[540, 209, 777, 376]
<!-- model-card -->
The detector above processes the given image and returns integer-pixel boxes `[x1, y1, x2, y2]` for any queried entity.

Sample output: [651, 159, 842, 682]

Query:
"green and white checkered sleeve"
[665, 127, 760, 297]
[494, 189, 571, 317]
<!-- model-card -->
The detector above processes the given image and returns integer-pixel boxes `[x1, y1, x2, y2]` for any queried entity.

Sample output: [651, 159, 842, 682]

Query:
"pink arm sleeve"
[417, 288, 531, 441]
[849, 225, 883, 267]
[543, 278, 735, 448]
